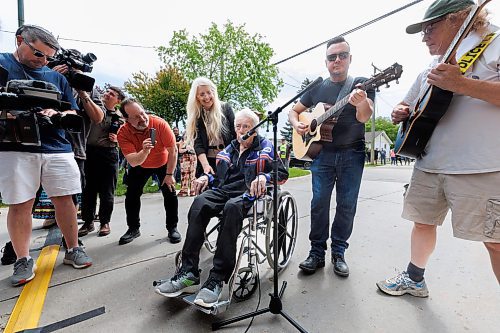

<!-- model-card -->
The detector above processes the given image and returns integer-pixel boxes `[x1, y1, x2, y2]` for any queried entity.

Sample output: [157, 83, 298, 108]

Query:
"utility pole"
[18, 0, 25, 27]
[370, 63, 380, 165]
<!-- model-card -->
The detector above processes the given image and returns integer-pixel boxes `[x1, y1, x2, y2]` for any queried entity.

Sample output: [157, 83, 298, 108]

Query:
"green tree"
[125, 66, 190, 127]
[300, 77, 312, 90]
[281, 77, 313, 141]
[280, 120, 293, 142]
[365, 116, 399, 143]
[156, 20, 283, 114]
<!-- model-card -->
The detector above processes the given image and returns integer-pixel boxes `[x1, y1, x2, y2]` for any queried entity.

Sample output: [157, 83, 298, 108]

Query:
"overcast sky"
[1, 0, 499, 122]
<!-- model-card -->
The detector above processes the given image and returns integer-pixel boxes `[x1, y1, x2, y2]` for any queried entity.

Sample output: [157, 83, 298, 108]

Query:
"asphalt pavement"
[0, 164, 499, 333]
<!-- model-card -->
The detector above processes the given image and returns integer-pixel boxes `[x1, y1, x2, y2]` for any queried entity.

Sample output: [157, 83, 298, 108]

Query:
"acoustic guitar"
[394, 0, 491, 158]
[292, 63, 403, 160]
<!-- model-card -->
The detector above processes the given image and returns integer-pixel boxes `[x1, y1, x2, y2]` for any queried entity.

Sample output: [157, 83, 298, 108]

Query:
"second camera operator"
[78, 86, 125, 238]
[0, 25, 93, 287]
[50, 51, 105, 226]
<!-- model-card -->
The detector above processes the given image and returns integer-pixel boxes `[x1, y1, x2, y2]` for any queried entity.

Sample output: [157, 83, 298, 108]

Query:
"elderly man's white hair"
[235, 108, 260, 130]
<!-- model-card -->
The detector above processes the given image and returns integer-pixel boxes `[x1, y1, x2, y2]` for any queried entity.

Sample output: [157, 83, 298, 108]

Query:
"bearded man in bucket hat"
[377, 0, 500, 297]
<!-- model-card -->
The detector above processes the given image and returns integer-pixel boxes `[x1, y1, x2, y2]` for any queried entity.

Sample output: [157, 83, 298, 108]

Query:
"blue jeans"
[309, 146, 365, 258]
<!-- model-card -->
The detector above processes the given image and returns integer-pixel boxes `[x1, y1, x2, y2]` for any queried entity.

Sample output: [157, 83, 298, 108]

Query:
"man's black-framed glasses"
[23, 39, 57, 62]
[326, 52, 349, 62]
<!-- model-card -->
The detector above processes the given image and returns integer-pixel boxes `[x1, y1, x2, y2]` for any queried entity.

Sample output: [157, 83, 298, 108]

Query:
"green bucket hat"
[406, 0, 475, 34]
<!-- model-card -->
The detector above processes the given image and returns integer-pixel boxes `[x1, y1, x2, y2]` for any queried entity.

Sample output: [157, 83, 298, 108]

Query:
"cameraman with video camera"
[78, 86, 125, 237]
[49, 50, 105, 227]
[0, 25, 92, 287]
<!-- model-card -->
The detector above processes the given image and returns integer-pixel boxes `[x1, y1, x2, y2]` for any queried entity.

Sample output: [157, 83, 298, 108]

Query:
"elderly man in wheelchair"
[154, 108, 288, 309]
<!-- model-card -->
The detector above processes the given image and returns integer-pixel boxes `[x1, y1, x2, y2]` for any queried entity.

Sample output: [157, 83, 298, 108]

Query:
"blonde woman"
[185, 77, 235, 176]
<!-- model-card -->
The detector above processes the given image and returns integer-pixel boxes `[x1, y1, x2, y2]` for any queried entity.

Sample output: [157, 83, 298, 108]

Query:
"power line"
[0, 29, 156, 49]
[283, 81, 300, 89]
[272, 0, 423, 65]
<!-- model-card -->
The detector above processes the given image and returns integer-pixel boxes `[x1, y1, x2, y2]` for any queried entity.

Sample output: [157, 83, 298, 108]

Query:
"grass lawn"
[288, 167, 310, 178]
[114, 169, 164, 197]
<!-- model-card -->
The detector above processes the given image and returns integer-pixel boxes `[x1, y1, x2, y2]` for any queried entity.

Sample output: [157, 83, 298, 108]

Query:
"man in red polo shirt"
[117, 98, 180, 245]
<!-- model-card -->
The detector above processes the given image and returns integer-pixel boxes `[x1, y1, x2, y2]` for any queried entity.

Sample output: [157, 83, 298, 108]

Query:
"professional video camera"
[0, 70, 83, 146]
[109, 112, 122, 134]
[48, 48, 97, 92]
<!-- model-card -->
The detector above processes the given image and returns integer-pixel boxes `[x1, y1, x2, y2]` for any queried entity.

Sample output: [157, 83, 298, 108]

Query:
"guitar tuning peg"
[376, 87, 380, 92]
[396, 79, 399, 84]
[385, 83, 390, 88]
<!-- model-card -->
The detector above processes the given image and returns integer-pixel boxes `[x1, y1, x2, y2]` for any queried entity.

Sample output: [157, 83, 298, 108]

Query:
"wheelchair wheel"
[204, 217, 221, 253]
[232, 267, 258, 301]
[265, 191, 298, 270]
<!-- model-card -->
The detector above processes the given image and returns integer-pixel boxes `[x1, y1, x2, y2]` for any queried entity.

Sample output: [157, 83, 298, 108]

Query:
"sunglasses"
[23, 39, 57, 62]
[326, 52, 349, 62]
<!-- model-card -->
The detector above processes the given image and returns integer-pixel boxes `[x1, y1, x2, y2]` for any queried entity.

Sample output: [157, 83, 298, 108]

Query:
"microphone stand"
[212, 77, 322, 333]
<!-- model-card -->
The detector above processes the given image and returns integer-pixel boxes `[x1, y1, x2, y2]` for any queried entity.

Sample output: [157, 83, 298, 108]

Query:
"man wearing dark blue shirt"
[0, 25, 92, 287]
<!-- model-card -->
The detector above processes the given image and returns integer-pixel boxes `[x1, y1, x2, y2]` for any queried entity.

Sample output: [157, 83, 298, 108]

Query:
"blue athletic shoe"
[377, 271, 429, 297]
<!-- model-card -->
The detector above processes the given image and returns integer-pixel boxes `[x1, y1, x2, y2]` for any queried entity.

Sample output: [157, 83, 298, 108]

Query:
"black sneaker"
[119, 228, 141, 245]
[299, 255, 325, 274]
[1, 241, 16, 266]
[332, 253, 349, 277]
[168, 227, 181, 244]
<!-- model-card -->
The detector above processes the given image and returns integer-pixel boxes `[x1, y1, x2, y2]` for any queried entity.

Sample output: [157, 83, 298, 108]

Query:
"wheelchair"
[166, 188, 298, 315]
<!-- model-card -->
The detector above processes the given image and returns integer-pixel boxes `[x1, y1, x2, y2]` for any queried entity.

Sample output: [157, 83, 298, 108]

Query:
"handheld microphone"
[150, 128, 156, 147]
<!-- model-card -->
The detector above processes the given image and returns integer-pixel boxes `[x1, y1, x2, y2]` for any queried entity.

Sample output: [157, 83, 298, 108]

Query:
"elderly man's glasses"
[23, 39, 56, 62]
[327, 52, 349, 62]
[421, 20, 442, 37]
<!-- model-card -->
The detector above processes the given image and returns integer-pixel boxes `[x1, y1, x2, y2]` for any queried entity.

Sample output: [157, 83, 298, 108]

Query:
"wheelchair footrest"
[181, 293, 230, 315]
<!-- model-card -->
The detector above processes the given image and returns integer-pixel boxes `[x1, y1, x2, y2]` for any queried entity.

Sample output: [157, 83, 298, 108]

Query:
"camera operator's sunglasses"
[23, 39, 57, 62]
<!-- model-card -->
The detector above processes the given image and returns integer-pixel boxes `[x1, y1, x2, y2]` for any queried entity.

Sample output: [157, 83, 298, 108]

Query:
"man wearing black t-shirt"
[289, 36, 375, 277]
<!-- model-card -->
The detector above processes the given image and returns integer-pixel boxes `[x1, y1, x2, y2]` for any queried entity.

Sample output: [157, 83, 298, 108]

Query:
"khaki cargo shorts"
[402, 168, 500, 242]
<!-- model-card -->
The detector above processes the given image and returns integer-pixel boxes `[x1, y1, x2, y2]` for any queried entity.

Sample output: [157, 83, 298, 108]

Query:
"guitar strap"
[323, 75, 354, 124]
[336, 75, 354, 104]
[458, 31, 499, 74]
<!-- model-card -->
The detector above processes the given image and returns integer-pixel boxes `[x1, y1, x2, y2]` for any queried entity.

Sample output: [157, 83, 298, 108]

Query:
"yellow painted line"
[4, 245, 60, 333]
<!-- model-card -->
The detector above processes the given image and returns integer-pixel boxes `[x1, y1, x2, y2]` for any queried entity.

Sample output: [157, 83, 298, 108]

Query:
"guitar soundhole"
[310, 119, 317, 133]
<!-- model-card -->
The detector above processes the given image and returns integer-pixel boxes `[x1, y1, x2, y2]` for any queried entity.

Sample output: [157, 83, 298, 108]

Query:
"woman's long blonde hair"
[185, 77, 226, 146]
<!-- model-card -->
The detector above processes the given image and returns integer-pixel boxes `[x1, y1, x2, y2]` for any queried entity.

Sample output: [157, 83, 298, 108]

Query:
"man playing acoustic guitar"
[289, 36, 375, 277]
[378, 0, 500, 297]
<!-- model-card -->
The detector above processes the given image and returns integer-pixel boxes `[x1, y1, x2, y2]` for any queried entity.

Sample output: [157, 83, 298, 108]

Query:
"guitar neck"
[443, 3, 481, 63]
[316, 94, 350, 125]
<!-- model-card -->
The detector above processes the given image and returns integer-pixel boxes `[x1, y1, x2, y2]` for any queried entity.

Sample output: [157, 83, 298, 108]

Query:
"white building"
[364, 131, 393, 152]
